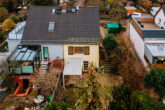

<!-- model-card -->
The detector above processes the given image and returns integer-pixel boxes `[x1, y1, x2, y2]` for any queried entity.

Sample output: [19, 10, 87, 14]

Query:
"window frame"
[83, 61, 88, 70]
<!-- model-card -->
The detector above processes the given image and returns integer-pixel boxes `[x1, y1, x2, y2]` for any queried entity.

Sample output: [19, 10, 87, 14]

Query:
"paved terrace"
[141, 22, 160, 29]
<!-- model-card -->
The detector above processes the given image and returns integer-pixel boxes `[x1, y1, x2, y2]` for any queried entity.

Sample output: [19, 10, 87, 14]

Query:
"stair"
[103, 59, 111, 73]
[35, 61, 48, 85]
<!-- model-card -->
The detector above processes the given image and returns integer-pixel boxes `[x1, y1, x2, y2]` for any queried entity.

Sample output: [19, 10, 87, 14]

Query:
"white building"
[130, 5, 165, 64]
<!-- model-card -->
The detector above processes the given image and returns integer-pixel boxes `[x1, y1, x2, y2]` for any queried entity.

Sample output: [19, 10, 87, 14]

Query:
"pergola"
[63, 57, 83, 89]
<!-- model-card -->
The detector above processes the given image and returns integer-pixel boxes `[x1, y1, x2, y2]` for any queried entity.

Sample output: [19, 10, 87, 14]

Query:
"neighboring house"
[130, 5, 165, 64]
[7, 5, 100, 89]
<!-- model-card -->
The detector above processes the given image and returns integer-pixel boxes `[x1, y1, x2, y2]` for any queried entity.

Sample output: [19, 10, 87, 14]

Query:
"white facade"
[41, 45, 63, 62]
[155, 9, 165, 28]
[130, 23, 148, 66]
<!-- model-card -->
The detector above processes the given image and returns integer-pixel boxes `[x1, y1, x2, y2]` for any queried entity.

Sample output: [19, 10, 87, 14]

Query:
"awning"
[63, 57, 83, 89]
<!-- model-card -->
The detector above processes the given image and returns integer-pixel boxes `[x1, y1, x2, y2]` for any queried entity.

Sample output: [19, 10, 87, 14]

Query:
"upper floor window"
[68, 46, 90, 55]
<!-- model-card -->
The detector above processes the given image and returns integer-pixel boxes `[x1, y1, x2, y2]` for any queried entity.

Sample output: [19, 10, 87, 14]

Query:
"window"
[159, 18, 161, 25]
[74, 47, 84, 54]
[84, 61, 88, 70]
[68, 46, 90, 55]
[48, 22, 55, 31]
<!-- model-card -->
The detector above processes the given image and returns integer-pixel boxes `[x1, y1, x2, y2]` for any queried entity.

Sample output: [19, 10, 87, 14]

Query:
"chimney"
[61, 4, 67, 14]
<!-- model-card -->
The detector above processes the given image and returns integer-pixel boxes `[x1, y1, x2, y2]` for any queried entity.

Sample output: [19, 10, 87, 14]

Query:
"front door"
[43, 47, 49, 60]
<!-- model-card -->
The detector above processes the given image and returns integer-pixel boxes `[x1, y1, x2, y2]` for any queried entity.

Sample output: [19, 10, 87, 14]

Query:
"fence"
[50, 71, 63, 102]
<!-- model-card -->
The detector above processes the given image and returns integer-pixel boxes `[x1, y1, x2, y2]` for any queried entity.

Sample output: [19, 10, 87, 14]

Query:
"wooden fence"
[50, 71, 63, 102]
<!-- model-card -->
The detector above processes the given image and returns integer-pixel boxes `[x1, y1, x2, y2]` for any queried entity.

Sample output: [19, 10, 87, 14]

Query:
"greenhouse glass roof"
[8, 46, 39, 62]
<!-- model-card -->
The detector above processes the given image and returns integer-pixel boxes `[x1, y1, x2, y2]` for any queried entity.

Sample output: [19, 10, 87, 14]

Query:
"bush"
[61, 102, 69, 110]
[9, 15, 20, 23]
[145, 69, 165, 98]
[110, 85, 165, 110]
[45, 102, 59, 110]
[110, 85, 132, 110]
[0, 32, 4, 42]
[0, 7, 8, 22]
[131, 91, 165, 110]
[2, 19, 16, 32]
[103, 34, 119, 56]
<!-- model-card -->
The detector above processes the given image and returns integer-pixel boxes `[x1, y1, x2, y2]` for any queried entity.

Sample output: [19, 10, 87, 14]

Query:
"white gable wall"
[7, 39, 21, 53]
[41, 45, 63, 62]
[155, 9, 165, 28]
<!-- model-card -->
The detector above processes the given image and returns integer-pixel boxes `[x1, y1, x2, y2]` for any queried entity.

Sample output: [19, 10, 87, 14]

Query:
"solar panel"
[48, 22, 55, 31]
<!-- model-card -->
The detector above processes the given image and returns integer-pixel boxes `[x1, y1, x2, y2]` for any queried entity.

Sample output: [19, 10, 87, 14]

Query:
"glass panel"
[28, 51, 36, 61]
[22, 50, 31, 61]
[43, 47, 49, 59]
[22, 66, 33, 74]
[14, 68, 21, 74]
[16, 52, 24, 60]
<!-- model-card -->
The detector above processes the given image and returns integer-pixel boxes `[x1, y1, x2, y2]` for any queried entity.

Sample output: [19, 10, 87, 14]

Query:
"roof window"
[48, 22, 55, 31]
[52, 8, 56, 14]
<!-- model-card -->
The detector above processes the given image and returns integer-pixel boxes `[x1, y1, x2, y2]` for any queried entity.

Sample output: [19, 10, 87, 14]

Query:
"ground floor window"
[84, 61, 88, 70]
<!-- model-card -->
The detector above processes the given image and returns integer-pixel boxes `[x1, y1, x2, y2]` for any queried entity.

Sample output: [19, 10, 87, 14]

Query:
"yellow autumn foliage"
[2, 19, 16, 32]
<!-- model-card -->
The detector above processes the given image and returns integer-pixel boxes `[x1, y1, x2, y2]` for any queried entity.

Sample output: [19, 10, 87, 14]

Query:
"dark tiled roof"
[143, 30, 165, 38]
[21, 6, 100, 45]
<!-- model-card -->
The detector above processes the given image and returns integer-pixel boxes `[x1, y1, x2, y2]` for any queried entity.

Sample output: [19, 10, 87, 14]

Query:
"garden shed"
[107, 23, 120, 34]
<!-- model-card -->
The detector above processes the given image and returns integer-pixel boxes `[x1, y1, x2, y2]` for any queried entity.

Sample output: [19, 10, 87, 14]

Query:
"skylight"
[48, 22, 55, 31]
[52, 8, 56, 14]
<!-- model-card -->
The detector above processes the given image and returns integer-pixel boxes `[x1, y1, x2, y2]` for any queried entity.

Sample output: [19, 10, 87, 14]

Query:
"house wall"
[63, 44, 99, 67]
[144, 44, 153, 63]
[155, 9, 165, 28]
[7, 39, 21, 53]
[41, 45, 63, 62]
[130, 23, 148, 67]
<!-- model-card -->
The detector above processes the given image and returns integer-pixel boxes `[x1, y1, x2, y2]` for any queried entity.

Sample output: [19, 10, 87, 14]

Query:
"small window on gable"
[48, 22, 55, 31]
[159, 18, 161, 25]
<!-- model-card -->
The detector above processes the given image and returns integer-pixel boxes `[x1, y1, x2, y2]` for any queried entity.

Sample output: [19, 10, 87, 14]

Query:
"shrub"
[2, 19, 16, 32]
[110, 85, 165, 110]
[45, 102, 59, 110]
[131, 91, 165, 110]
[0, 7, 8, 22]
[9, 15, 20, 23]
[61, 102, 69, 110]
[0, 32, 4, 42]
[145, 69, 165, 98]
[103, 34, 119, 56]
[110, 85, 132, 110]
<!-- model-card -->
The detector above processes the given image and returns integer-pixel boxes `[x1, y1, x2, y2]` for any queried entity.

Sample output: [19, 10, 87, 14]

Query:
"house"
[7, 5, 100, 91]
[130, 5, 165, 64]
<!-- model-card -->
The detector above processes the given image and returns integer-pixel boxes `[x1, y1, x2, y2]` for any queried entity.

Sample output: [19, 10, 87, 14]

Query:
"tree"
[0, 32, 4, 42]
[31, 0, 53, 6]
[103, 34, 119, 56]
[0, 7, 8, 23]
[2, 19, 16, 32]
[61, 102, 69, 110]
[75, 64, 110, 110]
[9, 15, 20, 23]
[2, 0, 17, 12]
[145, 69, 165, 98]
